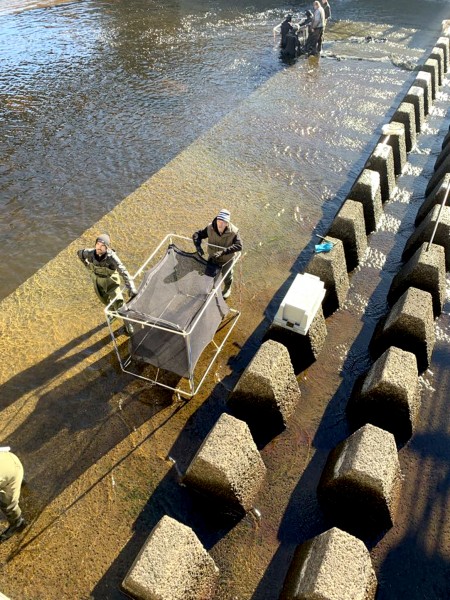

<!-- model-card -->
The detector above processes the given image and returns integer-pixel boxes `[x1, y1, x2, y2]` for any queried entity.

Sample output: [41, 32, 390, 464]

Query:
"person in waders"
[192, 209, 242, 300]
[77, 234, 137, 335]
[0, 449, 26, 542]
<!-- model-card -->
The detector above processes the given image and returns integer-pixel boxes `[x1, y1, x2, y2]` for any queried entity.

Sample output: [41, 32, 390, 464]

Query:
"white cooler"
[273, 273, 325, 335]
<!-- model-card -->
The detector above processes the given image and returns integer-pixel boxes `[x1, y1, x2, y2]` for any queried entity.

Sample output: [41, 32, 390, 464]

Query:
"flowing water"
[1, 1, 450, 598]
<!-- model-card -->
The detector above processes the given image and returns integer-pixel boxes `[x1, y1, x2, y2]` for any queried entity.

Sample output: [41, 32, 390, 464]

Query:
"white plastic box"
[273, 273, 325, 335]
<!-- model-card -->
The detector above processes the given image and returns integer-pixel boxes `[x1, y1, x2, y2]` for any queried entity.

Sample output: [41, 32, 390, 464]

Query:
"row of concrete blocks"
[121, 36, 450, 600]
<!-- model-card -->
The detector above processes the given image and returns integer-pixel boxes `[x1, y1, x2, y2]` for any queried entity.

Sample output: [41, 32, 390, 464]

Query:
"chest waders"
[206, 224, 240, 298]
[87, 263, 124, 311]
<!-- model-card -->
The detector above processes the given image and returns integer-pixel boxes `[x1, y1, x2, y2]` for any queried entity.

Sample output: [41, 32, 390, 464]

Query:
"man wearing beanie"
[192, 209, 242, 299]
[77, 234, 137, 334]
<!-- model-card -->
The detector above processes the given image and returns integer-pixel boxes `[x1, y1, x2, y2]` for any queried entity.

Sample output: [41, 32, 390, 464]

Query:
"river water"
[1, 1, 450, 599]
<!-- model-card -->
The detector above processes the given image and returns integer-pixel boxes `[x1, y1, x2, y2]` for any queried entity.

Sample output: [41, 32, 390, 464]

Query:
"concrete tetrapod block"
[381, 122, 407, 176]
[227, 339, 301, 438]
[318, 424, 402, 538]
[388, 242, 446, 317]
[434, 140, 450, 172]
[183, 413, 266, 513]
[415, 173, 450, 225]
[421, 58, 439, 99]
[122, 515, 219, 600]
[327, 200, 367, 271]
[403, 204, 450, 269]
[264, 306, 327, 373]
[305, 237, 349, 316]
[366, 144, 396, 203]
[436, 36, 449, 72]
[392, 102, 416, 152]
[348, 347, 420, 444]
[348, 168, 382, 232]
[404, 86, 425, 134]
[426, 154, 450, 196]
[280, 527, 377, 600]
[414, 70, 432, 116]
[429, 47, 445, 86]
[371, 287, 435, 373]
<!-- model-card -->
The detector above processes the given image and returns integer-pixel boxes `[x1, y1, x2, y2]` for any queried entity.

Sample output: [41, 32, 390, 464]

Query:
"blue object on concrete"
[315, 241, 334, 253]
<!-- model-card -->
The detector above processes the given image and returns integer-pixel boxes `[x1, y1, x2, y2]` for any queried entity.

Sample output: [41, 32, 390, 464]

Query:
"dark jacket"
[193, 218, 242, 266]
[280, 19, 293, 48]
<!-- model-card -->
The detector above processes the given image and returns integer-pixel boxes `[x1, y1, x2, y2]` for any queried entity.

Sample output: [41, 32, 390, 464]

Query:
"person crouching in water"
[282, 27, 300, 60]
[192, 209, 242, 300]
[77, 234, 137, 335]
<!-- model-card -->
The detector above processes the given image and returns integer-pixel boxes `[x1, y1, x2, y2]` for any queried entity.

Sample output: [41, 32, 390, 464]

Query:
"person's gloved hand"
[196, 245, 205, 257]
[213, 250, 224, 261]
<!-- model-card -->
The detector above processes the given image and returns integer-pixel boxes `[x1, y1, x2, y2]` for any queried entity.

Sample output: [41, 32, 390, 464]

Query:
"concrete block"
[122, 516, 219, 600]
[366, 144, 396, 202]
[381, 122, 407, 176]
[404, 86, 425, 133]
[414, 71, 432, 116]
[328, 200, 367, 271]
[391, 102, 416, 152]
[389, 242, 446, 316]
[436, 36, 449, 72]
[371, 287, 435, 373]
[264, 306, 327, 373]
[426, 154, 450, 196]
[318, 424, 402, 537]
[183, 413, 266, 513]
[421, 58, 439, 99]
[434, 140, 450, 172]
[280, 527, 377, 600]
[228, 339, 301, 436]
[349, 347, 420, 444]
[403, 204, 450, 269]
[416, 173, 450, 225]
[429, 47, 445, 85]
[348, 169, 383, 232]
[306, 237, 349, 316]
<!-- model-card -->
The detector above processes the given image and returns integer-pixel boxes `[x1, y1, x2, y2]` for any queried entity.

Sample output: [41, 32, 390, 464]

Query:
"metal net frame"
[105, 234, 241, 398]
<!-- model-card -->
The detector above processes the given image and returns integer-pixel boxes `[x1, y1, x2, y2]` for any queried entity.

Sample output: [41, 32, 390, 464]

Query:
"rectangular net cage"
[105, 234, 241, 397]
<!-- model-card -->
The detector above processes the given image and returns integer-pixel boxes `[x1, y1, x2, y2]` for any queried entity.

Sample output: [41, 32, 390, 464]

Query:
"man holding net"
[192, 209, 242, 300]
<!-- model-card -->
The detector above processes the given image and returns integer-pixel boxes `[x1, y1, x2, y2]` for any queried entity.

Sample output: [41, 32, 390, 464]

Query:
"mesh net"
[119, 244, 230, 378]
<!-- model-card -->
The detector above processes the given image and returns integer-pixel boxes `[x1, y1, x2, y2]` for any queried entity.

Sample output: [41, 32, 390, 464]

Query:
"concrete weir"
[403, 204, 450, 269]
[318, 424, 402, 537]
[227, 339, 301, 437]
[421, 57, 440, 100]
[365, 144, 396, 203]
[348, 169, 383, 232]
[122, 515, 219, 600]
[436, 36, 450, 71]
[305, 237, 349, 317]
[414, 71, 433, 116]
[327, 199, 368, 271]
[403, 86, 425, 134]
[371, 287, 435, 373]
[264, 306, 327, 372]
[380, 122, 407, 176]
[392, 102, 416, 152]
[388, 242, 446, 317]
[280, 527, 377, 600]
[349, 346, 420, 444]
[183, 413, 266, 513]
[415, 173, 450, 225]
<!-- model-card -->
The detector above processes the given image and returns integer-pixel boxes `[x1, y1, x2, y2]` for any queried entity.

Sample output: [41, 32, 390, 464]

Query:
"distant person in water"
[0, 450, 26, 542]
[318, 0, 331, 53]
[280, 14, 294, 49]
[77, 234, 137, 335]
[282, 28, 300, 60]
[192, 209, 242, 300]
[305, 1, 325, 56]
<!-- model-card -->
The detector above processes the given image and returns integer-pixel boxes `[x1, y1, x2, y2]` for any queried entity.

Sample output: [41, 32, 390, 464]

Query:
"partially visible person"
[318, 0, 331, 53]
[0, 449, 26, 542]
[192, 209, 242, 299]
[279, 14, 294, 49]
[77, 234, 137, 334]
[282, 27, 300, 60]
[305, 1, 325, 56]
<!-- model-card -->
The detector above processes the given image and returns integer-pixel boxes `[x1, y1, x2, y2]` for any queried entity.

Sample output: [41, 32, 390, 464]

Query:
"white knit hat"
[217, 209, 231, 223]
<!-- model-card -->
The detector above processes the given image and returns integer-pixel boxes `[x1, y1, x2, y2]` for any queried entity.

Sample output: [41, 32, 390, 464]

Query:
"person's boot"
[124, 322, 134, 336]
[0, 516, 26, 542]
[222, 283, 232, 299]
